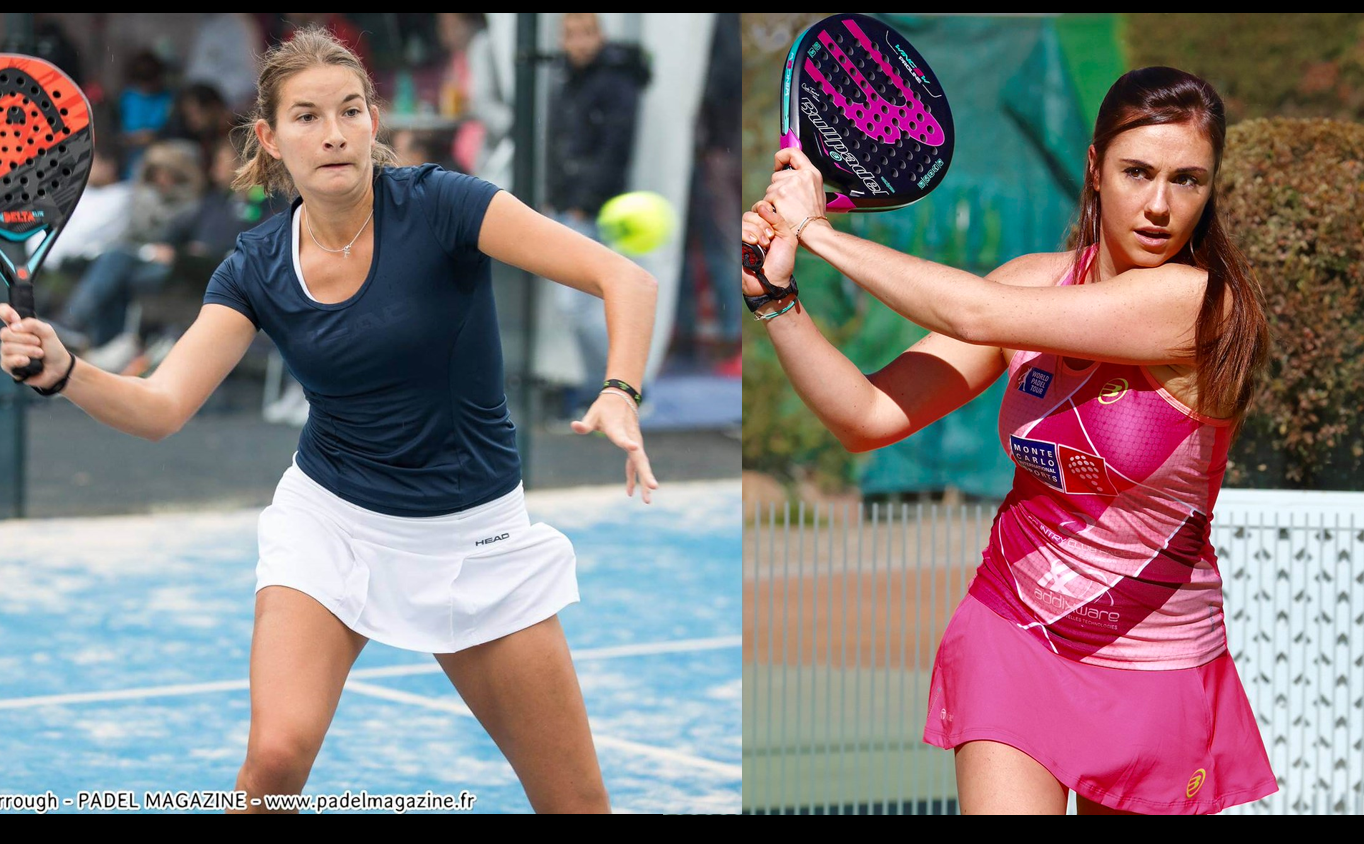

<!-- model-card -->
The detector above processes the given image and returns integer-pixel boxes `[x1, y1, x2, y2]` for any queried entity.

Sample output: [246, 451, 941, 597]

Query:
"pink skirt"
[923, 594, 1278, 814]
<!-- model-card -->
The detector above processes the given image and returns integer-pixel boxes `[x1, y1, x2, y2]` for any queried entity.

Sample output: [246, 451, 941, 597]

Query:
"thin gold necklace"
[304, 205, 373, 258]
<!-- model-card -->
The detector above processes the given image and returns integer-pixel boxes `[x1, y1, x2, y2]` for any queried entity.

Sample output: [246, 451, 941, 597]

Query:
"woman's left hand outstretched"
[572, 393, 659, 503]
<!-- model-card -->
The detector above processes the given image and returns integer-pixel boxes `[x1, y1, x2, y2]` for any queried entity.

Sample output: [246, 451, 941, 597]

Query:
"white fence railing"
[742, 491, 1364, 815]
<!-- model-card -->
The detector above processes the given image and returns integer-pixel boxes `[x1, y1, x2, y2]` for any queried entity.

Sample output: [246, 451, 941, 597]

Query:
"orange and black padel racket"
[0, 55, 93, 380]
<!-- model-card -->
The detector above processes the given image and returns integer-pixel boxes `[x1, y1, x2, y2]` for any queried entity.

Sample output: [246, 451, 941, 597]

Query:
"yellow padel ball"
[596, 191, 676, 256]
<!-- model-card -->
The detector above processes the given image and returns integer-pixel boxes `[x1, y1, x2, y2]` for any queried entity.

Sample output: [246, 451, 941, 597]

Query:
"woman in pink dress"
[743, 66, 1275, 814]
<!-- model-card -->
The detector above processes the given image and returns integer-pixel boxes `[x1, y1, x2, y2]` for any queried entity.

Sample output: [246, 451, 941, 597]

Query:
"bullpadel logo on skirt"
[1186, 768, 1207, 798]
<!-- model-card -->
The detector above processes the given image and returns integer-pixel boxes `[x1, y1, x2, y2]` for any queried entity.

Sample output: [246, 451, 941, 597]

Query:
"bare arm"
[745, 204, 1014, 453]
[799, 222, 1205, 365]
[1, 303, 257, 441]
[477, 190, 657, 393]
[765, 306, 1005, 454]
[476, 189, 660, 501]
[768, 147, 1207, 366]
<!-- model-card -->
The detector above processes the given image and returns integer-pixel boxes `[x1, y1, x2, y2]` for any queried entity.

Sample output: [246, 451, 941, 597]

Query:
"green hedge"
[1125, 13, 1364, 124]
[1220, 118, 1364, 488]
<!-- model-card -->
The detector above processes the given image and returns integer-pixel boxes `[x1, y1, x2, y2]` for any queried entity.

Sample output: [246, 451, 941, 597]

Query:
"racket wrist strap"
[743, 272, 799, 313]
[30, 353, 76, 397]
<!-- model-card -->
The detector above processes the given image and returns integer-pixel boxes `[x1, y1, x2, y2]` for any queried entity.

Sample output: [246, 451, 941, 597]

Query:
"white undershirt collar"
[291, 204, 320, 302]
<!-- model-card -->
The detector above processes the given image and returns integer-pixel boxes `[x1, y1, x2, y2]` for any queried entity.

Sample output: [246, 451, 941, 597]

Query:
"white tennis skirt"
[256, 457, 580, 654]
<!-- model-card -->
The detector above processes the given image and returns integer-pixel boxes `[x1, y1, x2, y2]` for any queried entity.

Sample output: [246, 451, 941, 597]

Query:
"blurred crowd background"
[0, 13, 741, 518]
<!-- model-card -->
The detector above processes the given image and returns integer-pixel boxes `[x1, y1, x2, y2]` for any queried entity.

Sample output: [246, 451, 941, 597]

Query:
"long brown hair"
[1066, 67, 1268, 437]
[232, 25, 398, 197]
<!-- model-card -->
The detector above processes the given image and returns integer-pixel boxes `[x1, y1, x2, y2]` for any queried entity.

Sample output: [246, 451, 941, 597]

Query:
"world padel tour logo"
[1009, 435, 1124, 496]
[1017, 367, 1053, 398]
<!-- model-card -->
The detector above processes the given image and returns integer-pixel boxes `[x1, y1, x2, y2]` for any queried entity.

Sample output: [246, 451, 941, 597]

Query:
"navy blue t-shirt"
[204, 165, 517, 516]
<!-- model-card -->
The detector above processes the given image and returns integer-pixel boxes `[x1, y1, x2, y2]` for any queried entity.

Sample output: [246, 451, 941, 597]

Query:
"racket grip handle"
[741, 240, 765, 270]
[9, 282, 45, 379]
[11, 282, 36, 319]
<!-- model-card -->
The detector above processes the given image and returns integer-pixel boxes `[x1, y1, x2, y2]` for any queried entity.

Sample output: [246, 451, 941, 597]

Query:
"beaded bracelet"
[600, 387, 640, 416]
[753, 298, 799, 322]
[794, 214, 828, 241]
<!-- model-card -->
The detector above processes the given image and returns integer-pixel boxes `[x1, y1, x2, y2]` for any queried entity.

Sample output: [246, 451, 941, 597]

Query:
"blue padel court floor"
[0, 480, 740, 814]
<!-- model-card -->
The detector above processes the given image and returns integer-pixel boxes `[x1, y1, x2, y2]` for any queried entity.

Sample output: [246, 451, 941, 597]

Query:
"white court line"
[572, 635, 740, 660]
[0, 679, 250, 710]
[345, 680, 741, 779]
[0, 636, 741, 710]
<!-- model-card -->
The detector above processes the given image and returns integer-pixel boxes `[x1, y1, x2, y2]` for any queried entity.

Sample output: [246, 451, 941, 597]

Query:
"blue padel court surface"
[0, 480, 740, 814]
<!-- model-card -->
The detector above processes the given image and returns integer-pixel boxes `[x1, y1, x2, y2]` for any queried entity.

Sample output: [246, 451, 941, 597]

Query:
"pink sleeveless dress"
[922, 250, 1277, 813]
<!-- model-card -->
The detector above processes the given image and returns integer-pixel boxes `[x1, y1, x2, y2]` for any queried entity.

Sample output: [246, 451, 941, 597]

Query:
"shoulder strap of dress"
[1007, 248, 1095, 377]
[1060, 244, 1099, 288]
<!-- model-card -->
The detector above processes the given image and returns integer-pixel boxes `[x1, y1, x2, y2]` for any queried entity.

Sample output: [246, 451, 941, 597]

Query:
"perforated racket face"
[0, 55, 93, 284]
[781, 14, 953, 213]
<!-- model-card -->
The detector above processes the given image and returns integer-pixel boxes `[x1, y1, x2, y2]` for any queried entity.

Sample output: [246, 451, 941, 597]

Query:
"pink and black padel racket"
[743, 14, 955, 279]
[781, 13, 953, 212]
[0, 54, 94, 380]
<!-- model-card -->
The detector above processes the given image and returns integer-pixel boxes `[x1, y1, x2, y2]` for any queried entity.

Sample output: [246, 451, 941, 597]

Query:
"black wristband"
[602, 378, 642, 405]
[743, 273, 798, 313]
[30, 354, 76, 397]
[741, 239, 798, 313]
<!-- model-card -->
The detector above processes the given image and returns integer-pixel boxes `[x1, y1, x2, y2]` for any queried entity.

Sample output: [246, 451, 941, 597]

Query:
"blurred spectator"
[545, 13, 651, 418]
[162, 83, 237, 179]
[346, 13, 432, 72]
[435, 13, 507, 175]
[59, 140, 205, 355]
[545, 13, 650, 223]
[183, 13, 263, 114]
[280, 14, 372, 73]
[464, 15, 514, 185]
[435, 13, 481, 118]
[31, 18, 85, 86]
[391, 128, 457, 171]
[387, 15, 445, 113]
[165, 137, 278, 263]
[119, 50, 175, 178]
[678, 15, 741, 372]
[36, 143, 133, 272]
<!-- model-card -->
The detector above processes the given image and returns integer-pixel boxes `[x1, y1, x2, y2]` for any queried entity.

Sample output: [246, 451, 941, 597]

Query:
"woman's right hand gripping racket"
[0, 54, 94, 382]
[742, 14, 956, 278]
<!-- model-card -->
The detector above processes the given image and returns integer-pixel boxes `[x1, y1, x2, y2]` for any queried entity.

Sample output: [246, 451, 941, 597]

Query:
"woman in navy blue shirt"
[1, 27, 658, 813]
